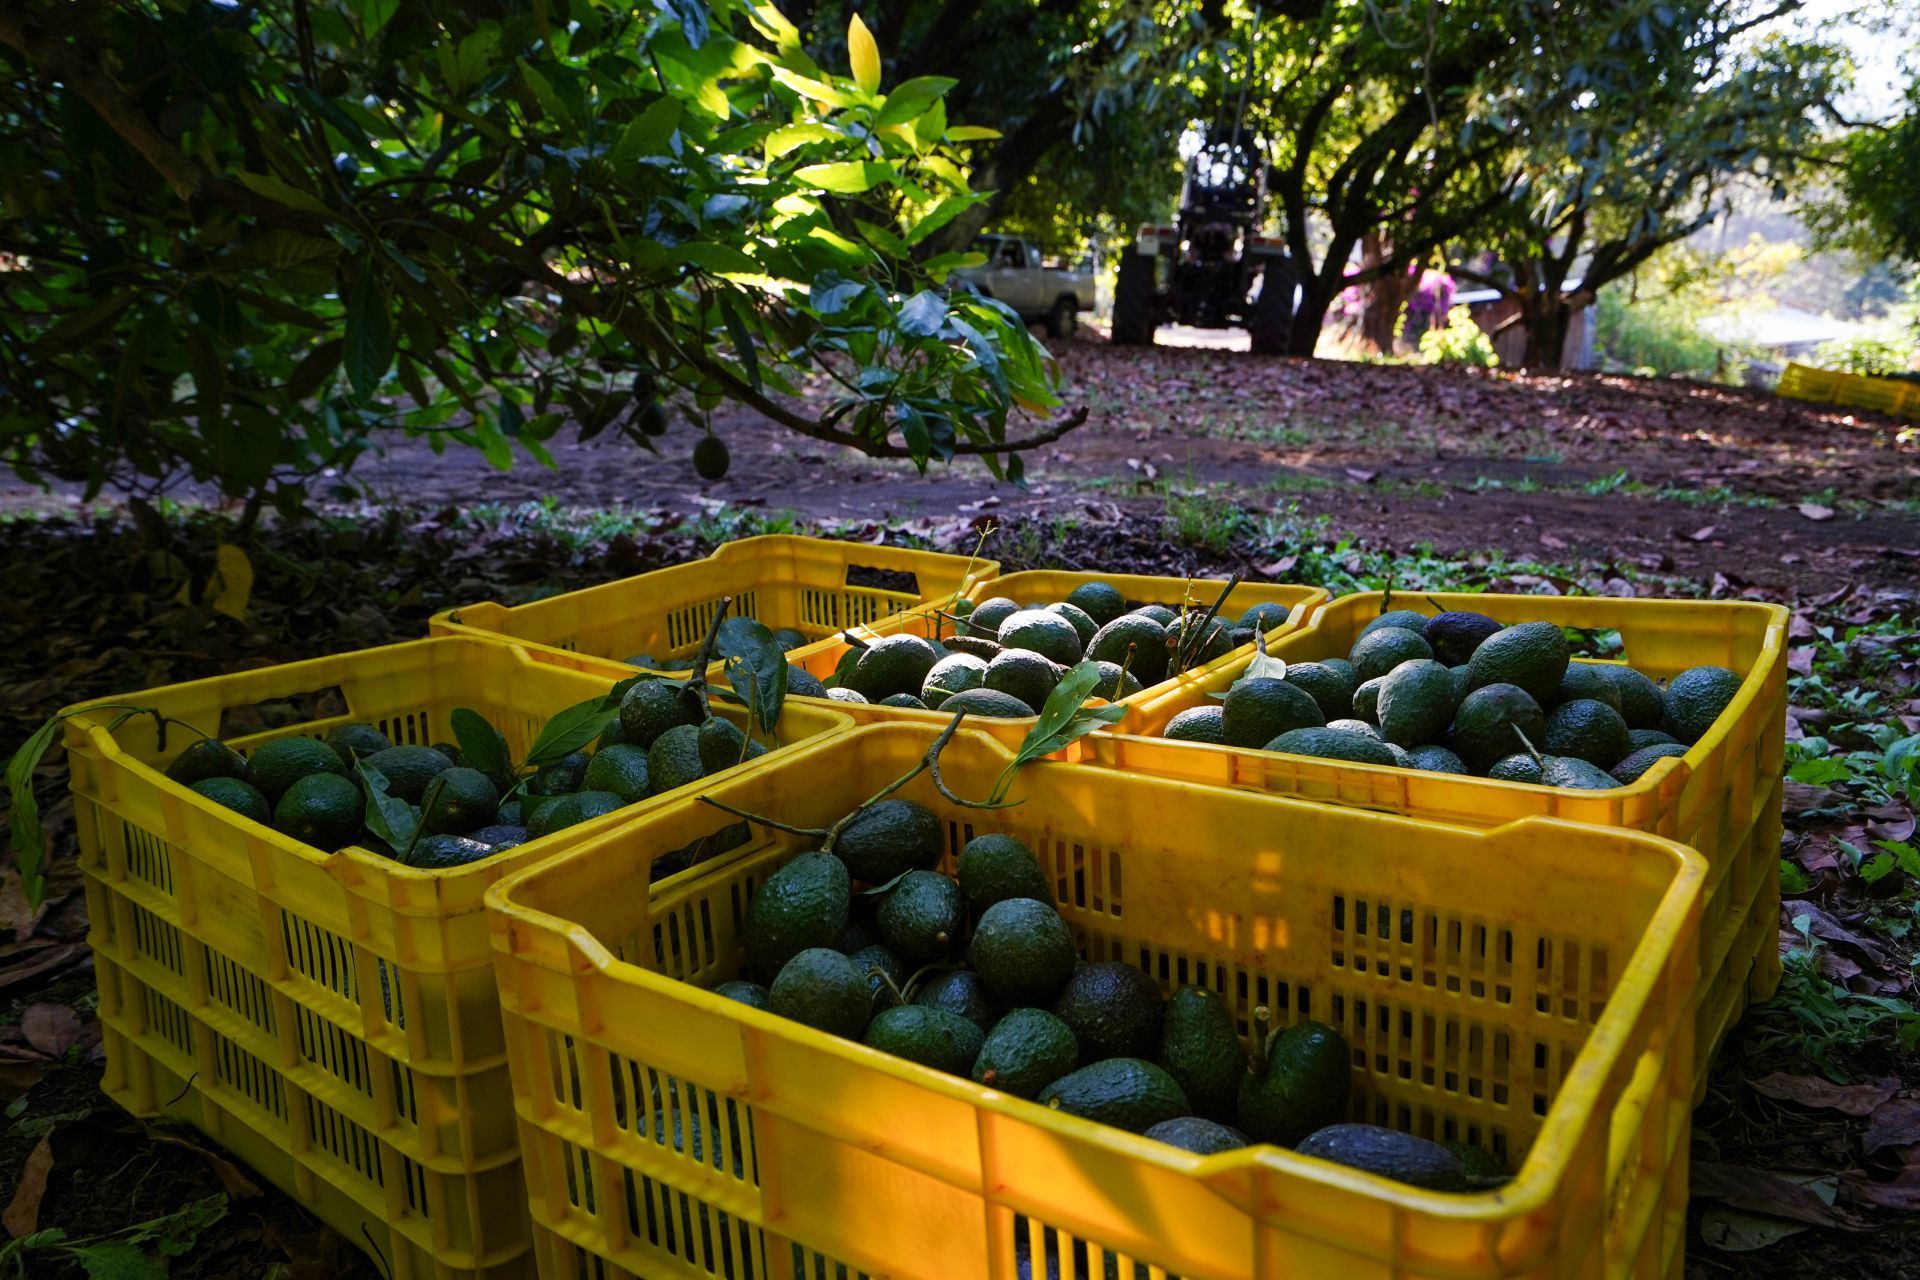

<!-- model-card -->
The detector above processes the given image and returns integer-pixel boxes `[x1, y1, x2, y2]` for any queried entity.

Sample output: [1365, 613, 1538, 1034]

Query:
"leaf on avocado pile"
[355, 758, 418, 855]
[717, 617, 788, 735]
[451, 708, 512, 779]
[1009, 661, 1126, 770]
[1244, 622, 1287, 682]
[524, 697, 620, 767]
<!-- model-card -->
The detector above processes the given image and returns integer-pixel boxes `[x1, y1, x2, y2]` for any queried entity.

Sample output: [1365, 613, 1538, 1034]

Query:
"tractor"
[1110, 125, 1296, 353]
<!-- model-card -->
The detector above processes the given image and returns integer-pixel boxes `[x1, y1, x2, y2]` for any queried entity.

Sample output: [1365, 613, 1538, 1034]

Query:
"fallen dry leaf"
[1539, 533, 1568, 550]
[1783, 782, 1847, 813]
[1751, 1073, 1900, 1117]
[2, 1130, 53, 1238]
[149, 1131, 264, 1199]
[1787, 646, 1815, 676]
[1799, 502, 1836, 521]
[1863, 1097, 1920, 1157]
[1691, 1161, 1867, 1230]
[19, 1004, 82, 1058]
[1686, 525, 1718, 542]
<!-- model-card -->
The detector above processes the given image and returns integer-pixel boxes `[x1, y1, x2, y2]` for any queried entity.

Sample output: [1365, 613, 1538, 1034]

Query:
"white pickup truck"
[953, 235, 1098, 339]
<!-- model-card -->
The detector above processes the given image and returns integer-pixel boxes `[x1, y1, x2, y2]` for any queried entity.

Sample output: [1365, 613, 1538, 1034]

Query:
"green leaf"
[1244, 623, 1287, 681]
[1780, 858, 1812, 894]
[525, 697, 621, 767]
[356, 759, 419, 855]
[355, 0, 399, 39]
[1787, 757, 1853, 787]
[895, 290, 947, 337]
[452, 709, 513, 781]
[717, 617, 787, 736]
[671, 242, 760, 273]
[855, 218, 912, 259]
[765, 122, 837, 157]
[520, 62, 573, 129]
[769, 65, 854, 108]
[72, 1242, 166, 1280]
[718, 293, 762, 391]
[904, 195, 974, 246]
[794, 160, 895, 194]
[473, 407, 514, 470]
[846, 14, 881, 94]
[875, 77, 957, 127]
[995, 662, 1127, 799]
[343, 274, 392, 400]
[659, 0, 712, 47]
[6, 715, 64, 910]
[1861, 852, 1896, 883]
[236, 171, 331, 216]
[943, 125, 1001, 142]
[612, 96, 684, 163]
[127, 1193, 228, 1257]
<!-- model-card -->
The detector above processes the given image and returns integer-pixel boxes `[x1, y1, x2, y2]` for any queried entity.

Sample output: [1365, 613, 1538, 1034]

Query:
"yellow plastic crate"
[1095, 590, 1787, 1096]
[67, 636, 850, 1280]
[783, 570, 1328, 745]
[488, 723, 1704, 1280]
[428, 534, 998, 677]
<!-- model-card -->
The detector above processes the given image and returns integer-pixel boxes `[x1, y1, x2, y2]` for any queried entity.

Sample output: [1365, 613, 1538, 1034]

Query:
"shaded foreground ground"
[2, 347, 1918, 1278]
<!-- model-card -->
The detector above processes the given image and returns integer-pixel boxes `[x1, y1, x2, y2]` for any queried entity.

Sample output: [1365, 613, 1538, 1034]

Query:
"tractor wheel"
[1046, 297, 1078, 340]
[1246, 258, 1297, 355]
[1111, 250, 1156, 346]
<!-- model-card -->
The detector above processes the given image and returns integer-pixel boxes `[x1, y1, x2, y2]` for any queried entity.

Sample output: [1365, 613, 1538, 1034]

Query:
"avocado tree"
[1448, 0, 1845, 367]
[0, 0, 1075, 514]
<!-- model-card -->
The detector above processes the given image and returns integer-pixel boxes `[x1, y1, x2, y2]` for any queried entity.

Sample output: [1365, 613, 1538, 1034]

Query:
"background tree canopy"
[0, 0, 1072, 512]
[0, 0, 1877, 509]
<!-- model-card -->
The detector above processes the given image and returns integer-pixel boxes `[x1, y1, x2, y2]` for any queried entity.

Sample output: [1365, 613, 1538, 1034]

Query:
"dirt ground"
[10, 336, 1907, 594]
[2, 339, 1918, 1278]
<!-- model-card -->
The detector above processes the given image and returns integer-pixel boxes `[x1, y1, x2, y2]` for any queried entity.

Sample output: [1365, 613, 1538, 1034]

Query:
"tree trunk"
[1519, 297, 1572, 368]
[1286, 280, 1334, 356]
[1356, 233, 1415, 354]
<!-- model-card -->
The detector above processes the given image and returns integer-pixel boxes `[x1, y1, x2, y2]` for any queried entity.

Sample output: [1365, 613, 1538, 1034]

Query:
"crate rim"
[486, 721, 1707, 1226]
[61, 633, 854, 895]
[1116, 589, 1788, 800]
[428, 530, 1001, 632]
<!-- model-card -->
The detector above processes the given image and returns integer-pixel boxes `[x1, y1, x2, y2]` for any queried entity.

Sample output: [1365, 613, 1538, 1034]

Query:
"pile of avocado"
[806, 581, 1294, 716]
[1162, 606, 1744, 789]
[717, 802, 1498, 1190]
[165, 676, 769, 869]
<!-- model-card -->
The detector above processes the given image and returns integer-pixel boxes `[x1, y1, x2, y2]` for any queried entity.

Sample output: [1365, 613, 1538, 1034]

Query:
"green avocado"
[1358, 609, 1430, 638]
[190, 776, 270, 824]
[1145, 1116, 1251, 1155]
[1349, 627, 1433, 683]
[1001, 609, 1086, 664]
[768, 947, 871, 1039]
[1158, 986, 1244, 1122]
[1450, 683, 1547, 773]
[1264, 727, 1399, 766]
[1065, 582, 1128, 627]
[1606, 666, 1669, 730]
[1552, 663, 1621, 712]
[618, 679, 698, 748]
[939, 687, 1035, 718]
[844, 635, 941, 702]
[972, 1008, 1079, 1099]
[833, 798, 943, 884]
[912, 970, 1005, 1034]
[874, 869, 964, 965]
[1053, 962, 1164, 1061]
[744, 852, 851, 980]
[969, 898, 1076, 1006]
[1087, 614, 1169, 685]
[863, 1005, 985, 1074]
[272, 773, 364, 851]
[165, 738, 251, 787]
[956, 833, 1052, 913]
[1221, 677, 1325, 749]
[1465, 621, 1569, 705]
[1283, 662, 1356, 721]
[525, 790, 623, 838]
[582, 744, 651, 802]
[921, 653, 989, 708]
[1543, 698, 1631, 768]
[1663, 665, 1742, 745]
[420, 766, 500, 835]
[1297, 1123, 1468, 1191]
[1375, 659, 1457, 748]
[1164, 706, 1227, 743]
[246, 737, 348, 803]
[1236, 1019, 1350, 1146]
[1611, 742, 1688, 784]
[1039, 1059, 1190, 1133]
[983, 650, 1062, 713]
[648, 723, 708, 796]
[1423, 610, 1502, 668]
